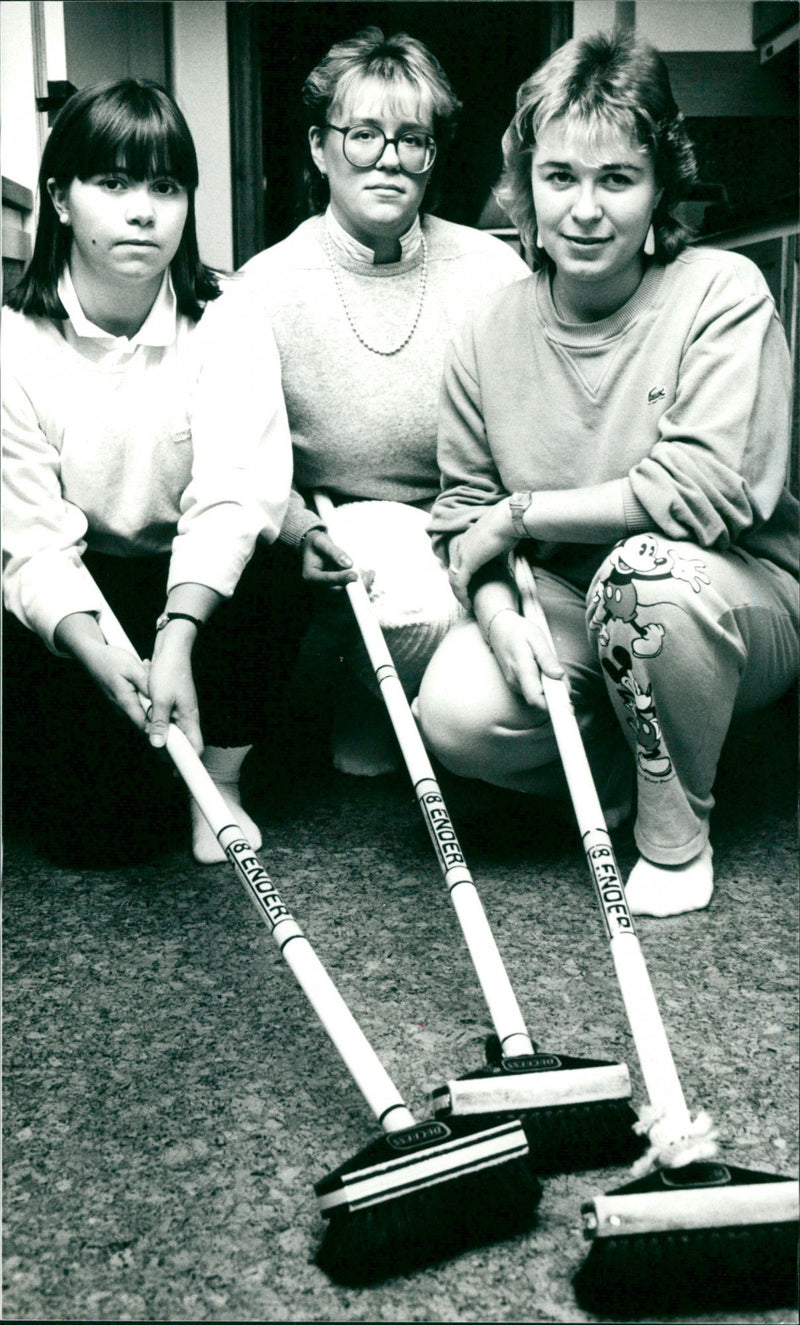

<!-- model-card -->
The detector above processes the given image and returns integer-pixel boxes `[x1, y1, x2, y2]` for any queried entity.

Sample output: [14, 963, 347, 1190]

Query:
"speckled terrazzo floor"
[3, 698, 798, 1322]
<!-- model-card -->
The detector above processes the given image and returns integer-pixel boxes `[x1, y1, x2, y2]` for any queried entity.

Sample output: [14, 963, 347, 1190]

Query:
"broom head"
[574, 1159, 800, 1316]
[314, 1115, 541, 1285]
[432, 1050, 646, 1173]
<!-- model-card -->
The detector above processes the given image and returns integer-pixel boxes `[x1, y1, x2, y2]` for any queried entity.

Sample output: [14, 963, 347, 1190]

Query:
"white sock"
[625, 843, 714, 917]
[190, 744, 262, 864]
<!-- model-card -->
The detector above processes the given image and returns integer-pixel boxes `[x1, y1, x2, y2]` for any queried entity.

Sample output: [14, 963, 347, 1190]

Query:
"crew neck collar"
[537, 262, 665, 341]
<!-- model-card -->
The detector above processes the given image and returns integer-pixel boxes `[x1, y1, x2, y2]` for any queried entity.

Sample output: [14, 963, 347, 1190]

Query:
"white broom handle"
[513, 555, 690, 1124]
[97, 602, 414, 1133]
[315, 493, 533, 1058]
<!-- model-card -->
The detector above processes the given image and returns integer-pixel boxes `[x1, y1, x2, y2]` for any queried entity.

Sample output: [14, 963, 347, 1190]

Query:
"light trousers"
[417, 537, 798, 864]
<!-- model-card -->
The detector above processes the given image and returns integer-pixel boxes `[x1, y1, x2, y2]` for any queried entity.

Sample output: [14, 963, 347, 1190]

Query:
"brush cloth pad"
[331, 500, 464, 693]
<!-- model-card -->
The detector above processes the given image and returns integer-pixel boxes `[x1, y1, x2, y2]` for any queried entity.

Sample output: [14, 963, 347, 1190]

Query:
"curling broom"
[314, 492, 645, 1173]
[98, 602, 540, 1287]
[513, 553, 799, 1316]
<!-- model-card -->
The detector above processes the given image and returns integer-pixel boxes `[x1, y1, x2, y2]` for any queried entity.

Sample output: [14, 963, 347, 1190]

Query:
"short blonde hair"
[302, 27, 461, 215]
[496, 30, 697, 267]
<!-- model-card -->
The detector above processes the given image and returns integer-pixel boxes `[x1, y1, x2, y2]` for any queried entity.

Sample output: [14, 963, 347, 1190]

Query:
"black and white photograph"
[2, 1, 798, 1319]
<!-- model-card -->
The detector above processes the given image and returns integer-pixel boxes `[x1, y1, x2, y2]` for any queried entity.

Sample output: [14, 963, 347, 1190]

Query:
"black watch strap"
[156, 611, 203, 632]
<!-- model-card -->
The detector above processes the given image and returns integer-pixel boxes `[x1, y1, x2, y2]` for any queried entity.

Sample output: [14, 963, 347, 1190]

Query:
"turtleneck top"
[238, 208, 529, 545]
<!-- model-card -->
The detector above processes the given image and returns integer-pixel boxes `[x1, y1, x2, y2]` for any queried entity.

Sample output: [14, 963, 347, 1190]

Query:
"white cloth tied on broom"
[331, 500, 464, 693]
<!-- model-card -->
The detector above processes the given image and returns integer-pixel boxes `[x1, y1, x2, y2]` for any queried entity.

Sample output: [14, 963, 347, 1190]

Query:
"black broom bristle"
[574, 1162, 800, 1317]
[314, 1116, 542, 1286]
[520, 1096, 644, 1172]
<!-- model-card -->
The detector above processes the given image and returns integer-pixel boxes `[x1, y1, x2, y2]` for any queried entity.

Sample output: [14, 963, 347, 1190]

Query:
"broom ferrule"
[500, 1031, 538, 1058]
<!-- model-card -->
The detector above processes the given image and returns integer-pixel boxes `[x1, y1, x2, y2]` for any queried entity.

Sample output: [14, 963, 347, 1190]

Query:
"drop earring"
[644, 222, 655, 257]
[535, 228, 544, 250]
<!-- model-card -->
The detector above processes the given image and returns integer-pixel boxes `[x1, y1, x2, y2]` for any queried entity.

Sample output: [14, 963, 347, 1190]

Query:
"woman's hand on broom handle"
[54, 610, 150, 731]
[146, 582, 222, 753]
[147, 623, 203, 754]
[301, 527, 358, 587]
[485, 608, 564, 712]
[473, 573, 565, 713]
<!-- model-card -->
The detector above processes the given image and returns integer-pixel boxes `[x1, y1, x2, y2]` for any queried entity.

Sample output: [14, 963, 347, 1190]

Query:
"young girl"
[2, 78, 292, 864]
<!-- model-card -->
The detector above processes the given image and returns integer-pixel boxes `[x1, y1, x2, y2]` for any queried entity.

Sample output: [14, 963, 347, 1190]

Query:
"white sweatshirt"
[2, 271, 292, 648]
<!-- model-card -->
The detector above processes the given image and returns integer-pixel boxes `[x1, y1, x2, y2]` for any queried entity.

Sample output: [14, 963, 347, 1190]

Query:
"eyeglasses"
[326, 123, 436, 174]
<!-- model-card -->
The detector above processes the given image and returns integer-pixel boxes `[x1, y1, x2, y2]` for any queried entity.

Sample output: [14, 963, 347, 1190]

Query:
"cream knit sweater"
[237, 209, 530, 545]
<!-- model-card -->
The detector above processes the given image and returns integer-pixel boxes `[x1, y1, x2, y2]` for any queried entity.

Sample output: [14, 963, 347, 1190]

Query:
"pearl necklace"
[324, 228, 428, 357]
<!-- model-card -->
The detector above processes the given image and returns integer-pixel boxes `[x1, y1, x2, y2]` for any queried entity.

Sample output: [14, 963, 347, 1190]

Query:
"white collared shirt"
[2, 273, 292, 650]
[57, 266, 178, 368]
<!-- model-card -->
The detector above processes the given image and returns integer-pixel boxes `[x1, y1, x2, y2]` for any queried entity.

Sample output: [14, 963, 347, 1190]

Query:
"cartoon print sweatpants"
[586, 535, 798, 864]
[417, 538, 797, 862]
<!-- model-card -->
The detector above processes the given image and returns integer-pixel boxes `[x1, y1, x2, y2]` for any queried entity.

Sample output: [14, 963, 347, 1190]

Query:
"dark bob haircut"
[496, 30, 697, 268]
[5, 77, 220, 321]
[301, 26, 461, 216]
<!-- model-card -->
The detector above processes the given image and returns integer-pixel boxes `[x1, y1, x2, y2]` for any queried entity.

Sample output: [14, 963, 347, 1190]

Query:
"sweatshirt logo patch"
[648, 386, 666, 403]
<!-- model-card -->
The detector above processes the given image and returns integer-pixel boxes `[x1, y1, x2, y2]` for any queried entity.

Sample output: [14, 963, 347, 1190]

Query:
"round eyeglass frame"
[325, 123, 437, 174]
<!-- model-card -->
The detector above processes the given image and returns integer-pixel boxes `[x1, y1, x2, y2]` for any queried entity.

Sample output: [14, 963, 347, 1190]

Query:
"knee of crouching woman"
[415, 666, 482, 777]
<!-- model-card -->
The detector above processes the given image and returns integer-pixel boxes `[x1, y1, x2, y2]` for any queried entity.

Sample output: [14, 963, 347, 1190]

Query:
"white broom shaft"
[515, 557, 690, 1122]
[316, 494, 533, 1056]
[346, 577, 532, 1055]
[539, 673, 686, 1110]
[97, 604, 414, 1132]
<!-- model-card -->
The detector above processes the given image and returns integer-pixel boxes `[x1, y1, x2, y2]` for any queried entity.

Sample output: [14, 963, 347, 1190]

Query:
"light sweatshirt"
[237, 209, 530, 545]
[431, 246, 798, 586]
[2, 271, 292, 649]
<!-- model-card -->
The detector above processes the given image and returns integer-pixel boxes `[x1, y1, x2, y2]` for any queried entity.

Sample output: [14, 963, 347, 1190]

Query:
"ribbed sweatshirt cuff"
[279, 511, 326, 548]
[622, 479, 652, 532]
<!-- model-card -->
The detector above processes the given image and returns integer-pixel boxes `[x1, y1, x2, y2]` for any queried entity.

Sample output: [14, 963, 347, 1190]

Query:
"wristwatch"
[155, 611, 203, 632]
[509, 490, 533, 539]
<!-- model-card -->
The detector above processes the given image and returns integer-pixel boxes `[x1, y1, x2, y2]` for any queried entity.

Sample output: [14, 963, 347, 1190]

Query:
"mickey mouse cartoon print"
[590, 534, 711, 658]
[601, 644, 673, 781]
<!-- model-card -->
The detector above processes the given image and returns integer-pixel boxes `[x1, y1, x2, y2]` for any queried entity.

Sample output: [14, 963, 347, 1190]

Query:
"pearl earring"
[644, 223, 655, 257]
[535, 228, 544, 249]
[59, 214, 70, 225]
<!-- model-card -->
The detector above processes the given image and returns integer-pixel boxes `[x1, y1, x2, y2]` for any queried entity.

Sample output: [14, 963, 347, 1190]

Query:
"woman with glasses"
[234, 27, 528, 773]
[415, 31, 798, 916]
